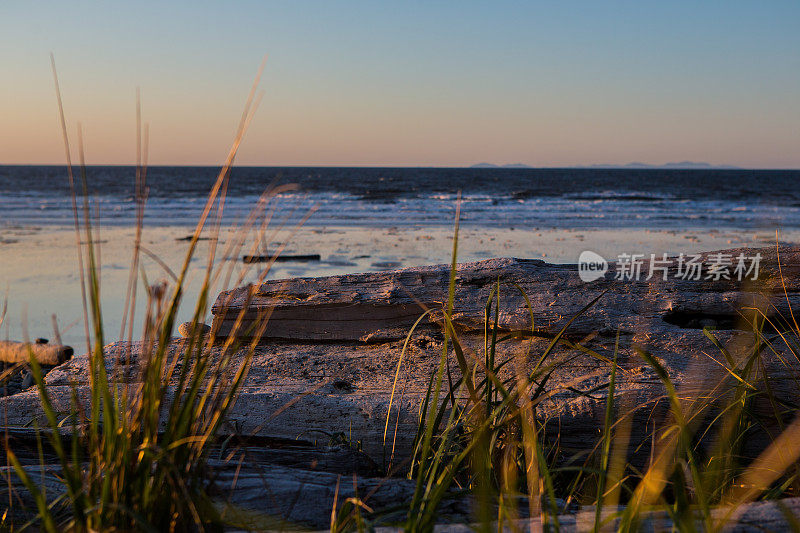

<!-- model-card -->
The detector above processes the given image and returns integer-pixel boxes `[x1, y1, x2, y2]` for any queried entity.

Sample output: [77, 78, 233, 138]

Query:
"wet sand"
[0, 223, 795, 347]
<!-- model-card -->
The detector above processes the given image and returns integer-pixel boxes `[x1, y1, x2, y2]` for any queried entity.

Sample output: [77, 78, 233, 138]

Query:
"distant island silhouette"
[470, 161, 741, 169]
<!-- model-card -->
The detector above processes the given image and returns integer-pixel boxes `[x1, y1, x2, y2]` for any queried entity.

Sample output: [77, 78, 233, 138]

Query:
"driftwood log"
[3, 460, 800, 530]
[211, 247, 797, 342]
[3, 247, 800, 461]
[3, 429, 799, 531]
[242, 253, 322, 263]
[0, 340, 73, 365]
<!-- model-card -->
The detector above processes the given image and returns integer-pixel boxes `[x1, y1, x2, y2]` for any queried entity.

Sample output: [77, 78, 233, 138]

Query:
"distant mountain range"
[470, 161, 741, 170]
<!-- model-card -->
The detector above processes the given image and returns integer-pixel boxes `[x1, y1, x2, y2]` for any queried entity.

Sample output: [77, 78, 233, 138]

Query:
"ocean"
[1, 166, 799, 230]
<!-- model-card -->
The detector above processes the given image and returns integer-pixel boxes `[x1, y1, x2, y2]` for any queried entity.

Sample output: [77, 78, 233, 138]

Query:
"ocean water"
[1, 166, 799, 230]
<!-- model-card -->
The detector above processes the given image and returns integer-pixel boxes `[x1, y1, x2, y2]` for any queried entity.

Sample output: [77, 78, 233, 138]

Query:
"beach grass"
[3, 58, 282, 532]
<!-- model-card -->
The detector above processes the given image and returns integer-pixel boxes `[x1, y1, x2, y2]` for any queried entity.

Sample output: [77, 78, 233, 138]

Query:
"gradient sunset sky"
[2, 1, 798, 168]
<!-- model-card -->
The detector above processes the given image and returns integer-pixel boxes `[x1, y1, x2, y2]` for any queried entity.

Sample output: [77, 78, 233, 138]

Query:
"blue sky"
[1, 1, 798, 167]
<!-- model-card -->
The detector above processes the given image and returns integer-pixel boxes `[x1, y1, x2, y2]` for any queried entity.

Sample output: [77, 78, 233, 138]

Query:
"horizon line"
[1, 162, 799, 171]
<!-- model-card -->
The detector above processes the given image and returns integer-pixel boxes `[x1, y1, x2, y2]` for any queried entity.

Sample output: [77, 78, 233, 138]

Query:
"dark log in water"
[242, 253, 321, 263]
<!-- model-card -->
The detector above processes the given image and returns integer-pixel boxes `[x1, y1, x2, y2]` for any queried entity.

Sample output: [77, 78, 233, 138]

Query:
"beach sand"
[0, 223, 795, 347]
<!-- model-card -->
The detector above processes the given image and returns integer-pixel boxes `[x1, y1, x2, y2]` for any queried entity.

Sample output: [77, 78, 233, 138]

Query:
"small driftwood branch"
[0, 341, 73, 365]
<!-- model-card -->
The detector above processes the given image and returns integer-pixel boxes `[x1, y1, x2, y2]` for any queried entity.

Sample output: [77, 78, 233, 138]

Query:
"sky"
[1, 1, 799, 168]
